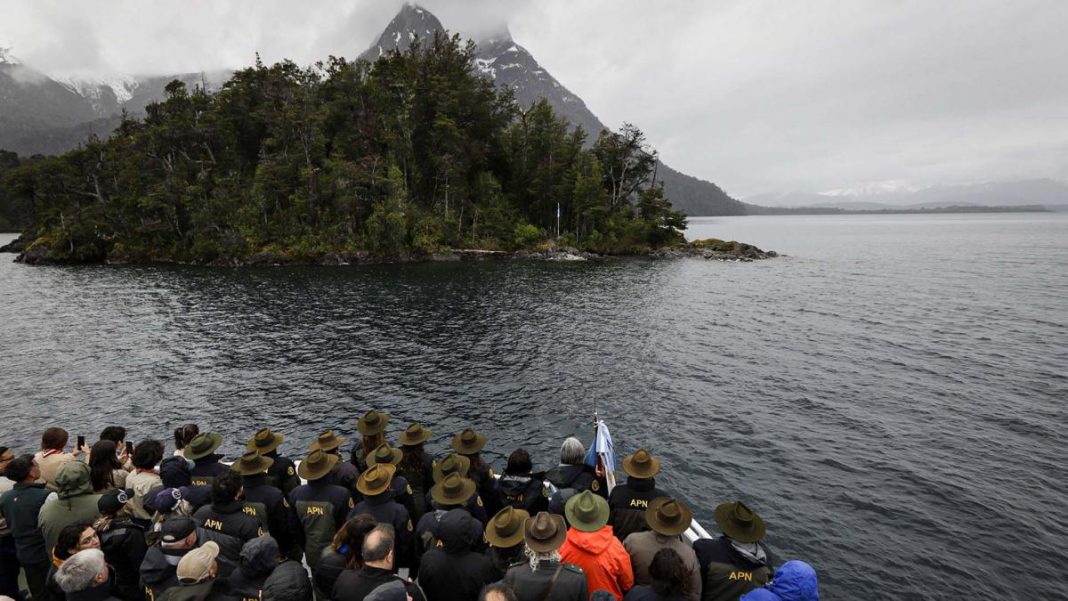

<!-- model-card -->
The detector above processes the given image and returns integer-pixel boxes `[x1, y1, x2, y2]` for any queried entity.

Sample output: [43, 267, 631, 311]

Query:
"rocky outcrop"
[650, 239, 778, 262]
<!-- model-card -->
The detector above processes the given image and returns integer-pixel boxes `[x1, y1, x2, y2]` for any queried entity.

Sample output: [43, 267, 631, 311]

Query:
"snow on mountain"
[360, 3, 445, 61]
[819, 179, 918, 197]
[0, 47, 20, 66]
[53, 74, 140, 117]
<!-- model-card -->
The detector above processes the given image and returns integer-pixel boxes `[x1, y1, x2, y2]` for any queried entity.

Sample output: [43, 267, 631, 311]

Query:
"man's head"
[3, 454, 37, 483]
[56, 522, 99, 557]
[132, 440, 164, 470]
[176, 541, 220, 585]
[505, 449, 532, 476]
[560, 437, 585, 466]
[41, 427, 68, 452]
[361, 524, 396, 569]
[160, 517, 198, 550]
[212, 470, 243, 504]
[99, 426, 126, 445]
[480, 583, 518, 601]
[54, 549, 109, 593]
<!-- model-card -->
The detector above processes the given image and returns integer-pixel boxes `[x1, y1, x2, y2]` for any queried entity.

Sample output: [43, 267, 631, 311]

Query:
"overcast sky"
[3, 0, 1066, 198]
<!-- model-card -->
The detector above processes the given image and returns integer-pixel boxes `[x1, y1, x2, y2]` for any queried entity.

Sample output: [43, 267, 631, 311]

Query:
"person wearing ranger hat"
[311, 430, 360, 492]
[350, 464, 412, 568]
[233, 450, 298, 558]
[451, 428, 496, 514]
[365, 442, 416, 517]
[287, 449, 354, 574]
[483, 506, 529, 578]
[428, 454, 488, 524]
[415, 473, 484, 568]
[503, 512, 588, 601]
[693, 501, 775, 601]
[559, 490, 634, 600]
[397, 422, 435, 521]
[608, 448, 669, 542]
[247, 427, 301, 496]
[185, 432, 228, 488]
[624, 498, 702, 601]
[350, 410, 390, 473]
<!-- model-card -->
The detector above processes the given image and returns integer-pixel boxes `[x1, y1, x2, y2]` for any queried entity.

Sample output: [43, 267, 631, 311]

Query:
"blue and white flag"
[585, 419, 617, 493]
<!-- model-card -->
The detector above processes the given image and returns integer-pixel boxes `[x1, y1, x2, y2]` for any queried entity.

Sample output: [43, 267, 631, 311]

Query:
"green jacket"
[38, 461, 102, 555]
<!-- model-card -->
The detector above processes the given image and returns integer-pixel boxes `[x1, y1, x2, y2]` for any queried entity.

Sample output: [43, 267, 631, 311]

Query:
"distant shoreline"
[744, 204, 1055, 216]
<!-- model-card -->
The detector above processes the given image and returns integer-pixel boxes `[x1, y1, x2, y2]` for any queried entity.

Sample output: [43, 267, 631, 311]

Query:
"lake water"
[1, 213, 1066, 600]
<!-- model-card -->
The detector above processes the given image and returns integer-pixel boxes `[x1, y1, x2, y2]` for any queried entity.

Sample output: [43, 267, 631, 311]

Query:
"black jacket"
[329, 462, 360, 493]
[288, 481, 353, 573]
[226, 537, 277, 601]
[623, 585, 687, 601]
[417, 509, 496, 601]
[545, 465, 605, 515]
[192, 501, 264, 570]
[189, 456, 230, 488]
[485, 544, 525, 580]
[265, 453, 301, 497]
[607, 477, 668, 541]
[99, 518, 148, 601]
[262, 560, 312, 601]
[693, 537, 774, 601]
[242, 474, 298, 556]
[397, 454, 434, 521]
[332, 565, 425, 601]
[494, 473, 548, 515]
[314, 547, 350, 599]
[350, 493, 412, 568]
[140, 544, 192, 600]
[0, 482, 52, 564]
[156, 578, 232, 601]
[504, 560, 589, 601]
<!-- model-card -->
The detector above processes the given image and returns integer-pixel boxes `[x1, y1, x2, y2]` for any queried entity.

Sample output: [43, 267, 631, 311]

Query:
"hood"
[141, 547, 188, 584]
[55, 461, 94, 499]
[366, 579, 407, 601]
[766, 561, 819, 601]
[160, 456, 193, 488]
[262, 560, 313, 601]
[240, 535, 280, 577]
[497, 474, 534, 495]
[556, 465, 587, 487]
[438, 508, 475, 554]
[565, 526, 616, 554]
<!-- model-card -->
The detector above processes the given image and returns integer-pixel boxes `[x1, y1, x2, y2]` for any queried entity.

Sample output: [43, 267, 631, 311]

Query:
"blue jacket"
[739, 561, 819, 601]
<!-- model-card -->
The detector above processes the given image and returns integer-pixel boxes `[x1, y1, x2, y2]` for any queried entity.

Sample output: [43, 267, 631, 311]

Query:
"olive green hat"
[398, 422, 432, 446]
[183, 432, 223, 461]
[432, 454, 471, 483]
[308, 430, 345, 452]
[714, 500, 766, 543]
[485, 506, 530, 548]
[357, 463, 396, 497]
[622, 448, 661, 479]
[357, 410, 390, 436]
[230, 451, 274, 476]
[646, 497, 692, 536]
[564, 490, 610, 532]
[524, 512, 567, 553]
[430, 472, 476, 506]
[298, 449, 339, 481]
[246, 428, 284, 454]
[367, 443, 403, 467]
[451, 428, 487, 455]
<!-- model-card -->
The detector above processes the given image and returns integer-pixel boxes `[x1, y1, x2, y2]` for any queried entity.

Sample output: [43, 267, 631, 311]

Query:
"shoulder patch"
[406, 484, 413, 495]
[476, 495, 484, 508]
[591, 480, 600, 492]
[488, 468, 495, 479]
[348, 498, 355, 509]
[542, 487, 549, 498]
[283, 498, 290, 508]
[287, 466, 295, 476]
[407, 519, 413, 532]
[257, 527, 265, 537]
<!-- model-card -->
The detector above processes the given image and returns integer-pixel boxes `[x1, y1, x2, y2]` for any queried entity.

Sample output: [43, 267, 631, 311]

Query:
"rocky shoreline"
[2, 235, 777, 266]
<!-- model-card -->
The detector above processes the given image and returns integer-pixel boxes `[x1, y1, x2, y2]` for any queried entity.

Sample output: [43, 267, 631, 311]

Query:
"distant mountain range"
[746, 179, 1068, 212]
[0, 6, 744, 216]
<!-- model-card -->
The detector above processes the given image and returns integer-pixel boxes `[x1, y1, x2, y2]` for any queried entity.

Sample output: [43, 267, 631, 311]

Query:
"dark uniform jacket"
[415, 508, 484, 559]
[693, 537, 774, 601]
[192, 501, 265, 570]
[288, 481, 353, 573]
[189, 456, 230, 488]
[494, 473, 549, 515]
[461, 456, 496, 516]
[66, 579, 124, 601]
[417, 509, 497, 601]
[156, 578, 233, 601]
[545, 465, 605, 515]
[183, 486, 214, 513]
[623, 585, 687, 601]
[329, 461, 360, 493]
[314, 547, 349, 599]
[504, 560, 589, 601]
[353, 475, 415, 522]
[397, 454, 434, 521]
[332, 565, 426, 601]
[99, 518, 149, 601]
[140, 544, 192, 601]
[262, 560, 312, 601]
[264, 453, 301, 497]
[242, 473, 298, 556]
[423, 492, 488, 525]
[350, 493, 412, 568]
[226, 537, 277, 601]
[607, 477, 668, 541]
[0, 482, 51, 564]
[485, 545, 525, 580]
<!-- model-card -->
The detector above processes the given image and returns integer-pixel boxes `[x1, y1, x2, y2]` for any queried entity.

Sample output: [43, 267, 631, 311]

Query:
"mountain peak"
[361, 3, 446, 61]
[0, 46, 21, 67]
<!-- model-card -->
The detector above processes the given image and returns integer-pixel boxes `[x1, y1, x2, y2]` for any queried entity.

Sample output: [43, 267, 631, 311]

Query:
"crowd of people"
[0, 413, 820, 601]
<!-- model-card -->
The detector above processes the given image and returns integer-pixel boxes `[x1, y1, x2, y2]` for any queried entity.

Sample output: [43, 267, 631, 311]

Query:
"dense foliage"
[0, 34, 685, 263]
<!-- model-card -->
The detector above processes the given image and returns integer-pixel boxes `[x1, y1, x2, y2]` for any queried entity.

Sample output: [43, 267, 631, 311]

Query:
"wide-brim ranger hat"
[357, 463, 397, 497]
[357, 410, 390, 436]
[247, 428, 284, 454]
[564, 490, 610, 532]
[430, 472, 477, 506]
[308, 430, 345, 452]
[183, 432, 223, 461]
[368, 443, 403, 466]
[298, 449, 339, 481]
[398, 422, 432, 446]
[622, 448, 661, 479]
[432, 454, 472, 483]
[451, 428, 488, 455]
[524, 511, 567, 553]
[714, 500, 766, 543]
[485, 506, 530, 548]
[646, 497, 693, 536]
[231, 451, 275, 476]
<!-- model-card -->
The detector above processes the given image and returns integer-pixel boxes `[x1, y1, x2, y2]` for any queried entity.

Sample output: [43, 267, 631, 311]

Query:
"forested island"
[0, 34, 772, 265]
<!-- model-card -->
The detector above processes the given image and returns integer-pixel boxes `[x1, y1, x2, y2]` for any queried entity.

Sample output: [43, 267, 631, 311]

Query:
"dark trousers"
[22, 560, 48, 601]
[0, 536, 21, 599]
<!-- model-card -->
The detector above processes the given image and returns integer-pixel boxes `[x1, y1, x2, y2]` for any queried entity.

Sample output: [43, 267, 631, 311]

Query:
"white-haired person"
[54, 547, 120, 601]
[544, 437, 606, 516]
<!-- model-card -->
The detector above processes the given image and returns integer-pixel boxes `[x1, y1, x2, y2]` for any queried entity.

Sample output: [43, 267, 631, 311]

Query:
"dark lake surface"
[2, 213, 1066, 599]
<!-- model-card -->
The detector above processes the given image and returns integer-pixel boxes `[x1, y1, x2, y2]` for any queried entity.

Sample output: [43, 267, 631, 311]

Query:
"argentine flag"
[585, 419, 617, 493]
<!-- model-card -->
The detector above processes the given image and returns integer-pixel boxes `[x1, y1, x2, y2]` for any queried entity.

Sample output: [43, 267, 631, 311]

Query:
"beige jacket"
[624, 530, 703, 601]
[126, 469, 163, 520]
[33, 450, 86, 492]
